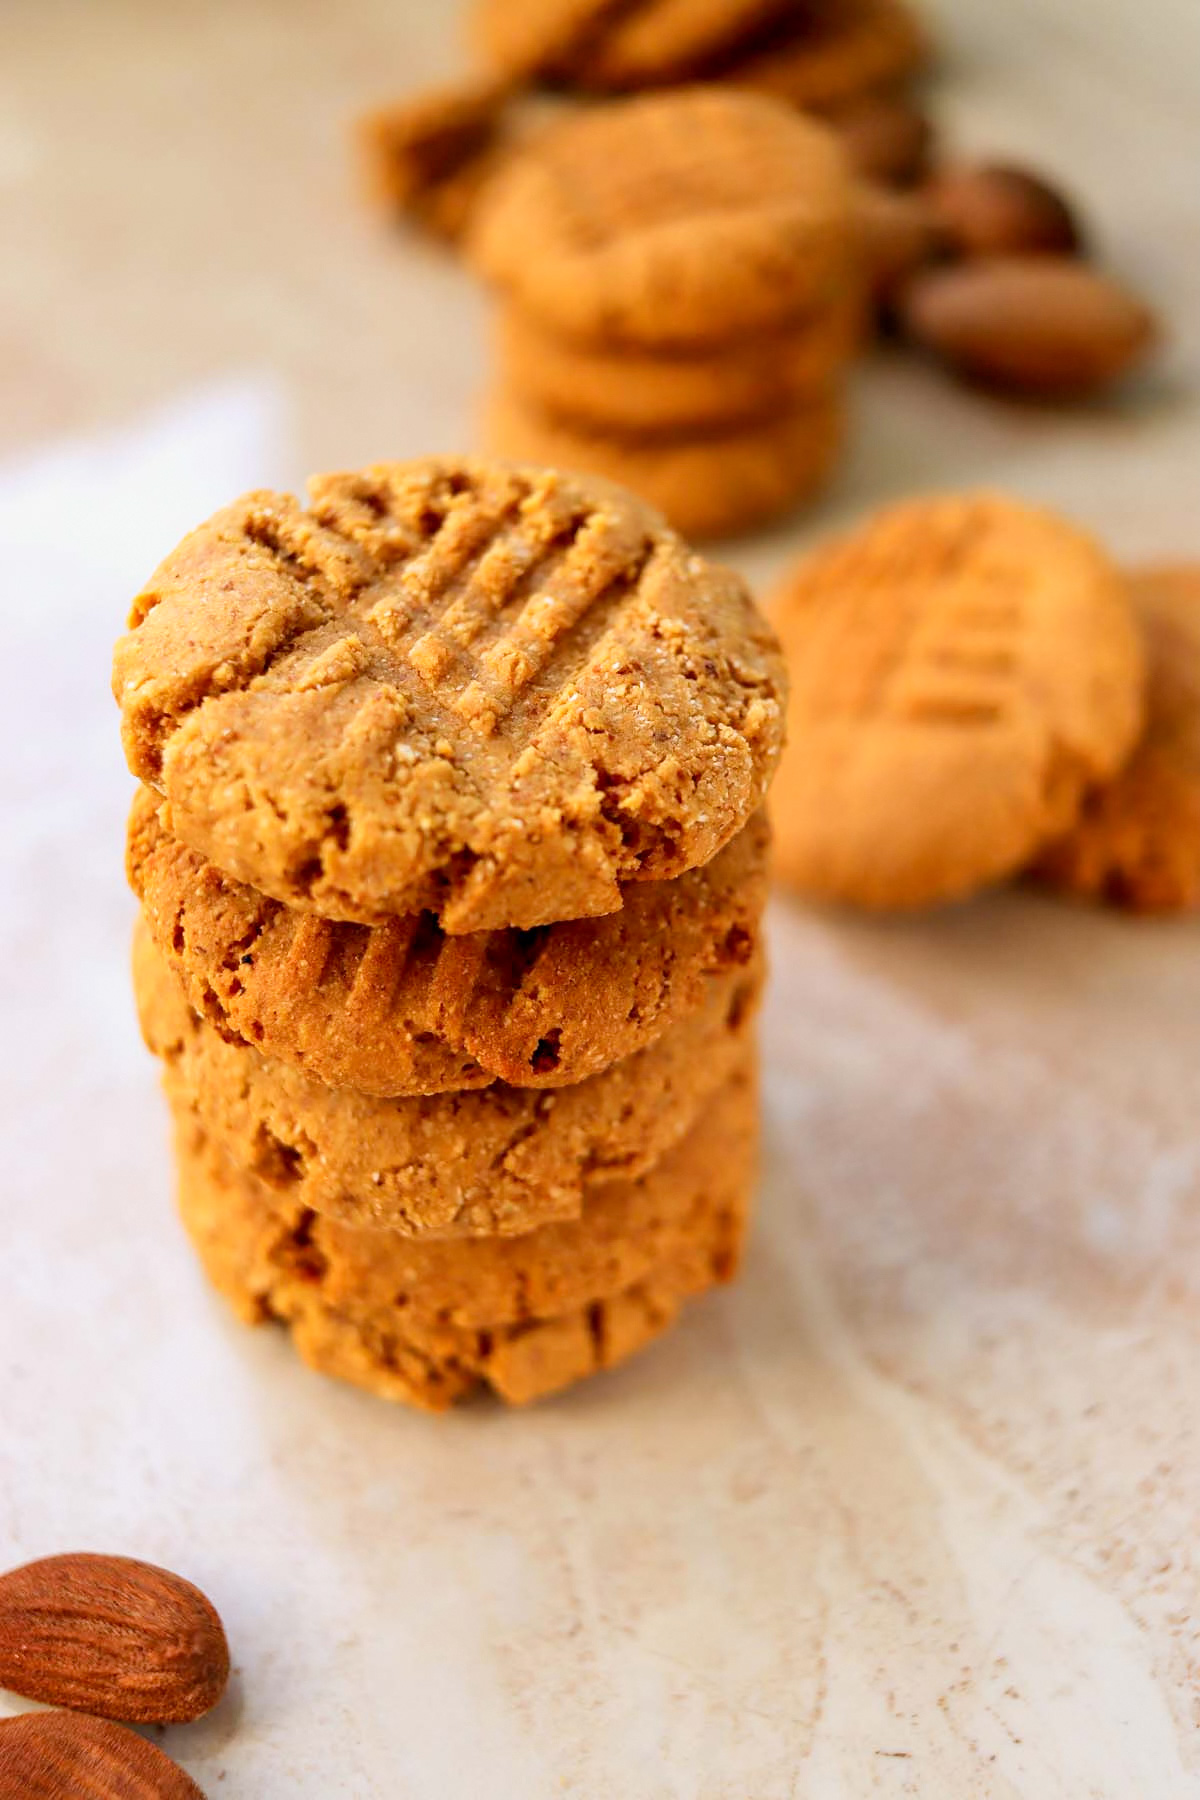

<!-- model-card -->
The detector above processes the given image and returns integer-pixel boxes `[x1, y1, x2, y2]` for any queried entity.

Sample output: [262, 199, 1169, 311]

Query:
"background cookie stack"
[113, 456, 788, 1410]
[361, 0, 928, 256]
[361, 2, 1158, 413]
[469, 87, 861, 540]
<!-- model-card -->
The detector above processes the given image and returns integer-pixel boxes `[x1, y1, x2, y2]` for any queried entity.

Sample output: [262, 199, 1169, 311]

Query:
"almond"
[0, 1711, 205, 1799]
[924, 162, 1084, 259]
[830, 96, 933, 187]
[0, 1554, 229, 1724]
[899, 256, 1158, 394]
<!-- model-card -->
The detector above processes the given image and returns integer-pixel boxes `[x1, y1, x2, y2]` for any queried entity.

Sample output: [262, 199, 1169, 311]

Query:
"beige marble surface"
[2, 3, 1199, 1795]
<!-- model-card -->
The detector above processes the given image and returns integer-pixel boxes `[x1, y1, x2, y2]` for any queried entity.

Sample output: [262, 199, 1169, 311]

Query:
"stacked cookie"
[470, 0, 928, 117]
[469, 87, 862, 540]
[113, 457, 788, 1409]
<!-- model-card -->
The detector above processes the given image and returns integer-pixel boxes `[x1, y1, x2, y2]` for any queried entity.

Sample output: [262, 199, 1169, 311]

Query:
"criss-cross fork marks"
[242, 502, 375, 608]
[893, 588, 1024, 729]
[139, 466, 659, 778]
[804, 513, 1027, 733]
[451, 508, 652, 735]
[300, 467, 656, 740]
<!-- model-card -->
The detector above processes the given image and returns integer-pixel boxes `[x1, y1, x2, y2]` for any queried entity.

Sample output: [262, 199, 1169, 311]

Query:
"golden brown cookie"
[357, 78, 511, 243]
[112, 459, 787, 933]
[470, 0, 624, 80]
[176, 1058, 755, 1340]
[768, 494, 1146, 909]
[175, 1061, 757, 1409]
[1033, 565, 1200, 913]
[719, 0, 929, 114]
[135, 918, 762, 1235]
[568, 0, 795, 88]
[467, 89, 855, 348]
[497, 297, 861, 434]
[484, 385, 844, 541]
[129, 788, 768, 1095]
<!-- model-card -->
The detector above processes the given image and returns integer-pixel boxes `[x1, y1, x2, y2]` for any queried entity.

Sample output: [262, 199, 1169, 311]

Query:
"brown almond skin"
[924, 162, 1084, 259]
[831, 96, 934, 187]
[899, 256, 1158, 395]
[0, 1554, 229, 1724]
[0, 1712, 205, 1799]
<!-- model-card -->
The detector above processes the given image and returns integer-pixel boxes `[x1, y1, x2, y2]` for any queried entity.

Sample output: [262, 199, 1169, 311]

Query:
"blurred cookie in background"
[766, 493, 1146, 909]
[1033, 565, 1200, 913]
[484, 383, 845, 541]
[357, 77, 517, 243]
[469, 0, 928, 107]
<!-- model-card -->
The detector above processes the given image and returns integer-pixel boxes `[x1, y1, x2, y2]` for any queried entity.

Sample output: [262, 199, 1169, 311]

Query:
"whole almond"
[831, 96, 934, 187]
[899, 256, 1158, 394]
[0, 1554, 229, 1724]
[0, 1712, 205, 1799]
[924, 162, 1084, 259]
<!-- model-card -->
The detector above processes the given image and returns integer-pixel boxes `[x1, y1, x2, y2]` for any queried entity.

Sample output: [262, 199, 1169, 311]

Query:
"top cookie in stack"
[470, 88, 862, 539]
[115, 458, 784, 932]
[114, 456, 788, 1409]
[471, 0, 928, 114]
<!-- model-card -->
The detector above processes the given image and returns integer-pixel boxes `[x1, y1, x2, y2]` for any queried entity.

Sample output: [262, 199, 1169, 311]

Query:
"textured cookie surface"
[719, 0, 928, 113]
[768, 493, 1145, 908]
[176, 1063, 757, 1409]
[1033, 565, 1200, 912]
[498, 297, 859, 434]
[468, 89, 854, 347]
[485, 385, 844, 541]
[130, 789, 768, 1094]
[136, 919, 761, 1235]
[113, 459, 786, 932]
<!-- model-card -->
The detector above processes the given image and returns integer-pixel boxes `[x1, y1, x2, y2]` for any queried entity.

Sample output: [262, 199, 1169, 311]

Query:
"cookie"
[176, 1057, 756, 1342]
[135, 918, 762, 1235]
[1033, 565, 1200, 913]
[467, 89, 855, 348]
[569, 0, 796, 88]
[470, 0, 623, 80]
[484, 385, 844, 541]
[357, 78, 510, 243]
[767, 494, 1146, 909]
[112, 459, 787, 933]
[129, 788, 769, 1095]
[175, 1062, 757, 1409]
[719, 0, 929, 115]
[497, 297, 861, 435]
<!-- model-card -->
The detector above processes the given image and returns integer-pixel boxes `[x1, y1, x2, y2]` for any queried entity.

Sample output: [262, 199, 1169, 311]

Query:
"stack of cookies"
[112, 457, 788, 1410]
[468, 87, 862, 540]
